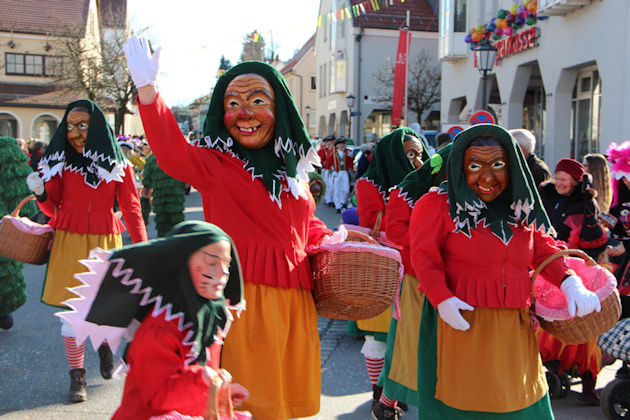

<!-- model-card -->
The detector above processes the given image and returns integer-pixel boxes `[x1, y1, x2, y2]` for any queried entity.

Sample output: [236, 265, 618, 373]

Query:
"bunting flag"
[391, 28, 411, 128]
[317, 0, 417, 26]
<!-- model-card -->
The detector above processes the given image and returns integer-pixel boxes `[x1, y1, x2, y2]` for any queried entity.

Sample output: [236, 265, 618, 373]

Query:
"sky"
[128, 0, 321, 107]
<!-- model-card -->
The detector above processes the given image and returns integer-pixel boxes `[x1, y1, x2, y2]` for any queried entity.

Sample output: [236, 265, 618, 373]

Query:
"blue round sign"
[469, 111, 496, 125]
[447, 126, 464, 139]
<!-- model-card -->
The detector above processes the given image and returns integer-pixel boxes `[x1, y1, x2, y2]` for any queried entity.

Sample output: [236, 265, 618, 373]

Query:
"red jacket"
[138, 94, 330, 290]
[318, 147, 333, 170]
[410, 190, 573, 308]
[385, 187, 415, 276]
[325, 149, 353, 172]
[356, 178, 387, 232]
[37, 166, 147, 243]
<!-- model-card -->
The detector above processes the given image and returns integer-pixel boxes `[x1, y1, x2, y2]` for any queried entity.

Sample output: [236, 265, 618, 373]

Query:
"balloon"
[506, 14, 516, 24]
[512, 24, 522, 30]
[476, 25, 485, 33]
[526, 16, 537, 25]
[528, 2, 538, 13]
[471, 32, 483, 42]
[515, 16, 525, 25]
[465, 34, 472, 43]
[504, 27, 513, 36]
[496, 19, 507, 29]
[492, 34, 501, 40]
[524, 0, 531, 5]
[497, 9, 508, 19]
[486, 23, 496, 32]
[489, 17, 496, 24]
[510, 4, 519, 14]
[494, 27, 503, 36]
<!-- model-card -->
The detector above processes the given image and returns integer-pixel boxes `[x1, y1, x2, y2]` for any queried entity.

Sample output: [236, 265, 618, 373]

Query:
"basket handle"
[530, 248, 597, 297]
[11, 195, 35, 217]
[346, 229, 380, 245]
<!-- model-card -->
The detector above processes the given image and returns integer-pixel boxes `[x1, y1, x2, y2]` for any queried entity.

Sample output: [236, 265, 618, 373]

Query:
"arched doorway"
[32, 114, 59, 142]
[0, 113, 18, 138]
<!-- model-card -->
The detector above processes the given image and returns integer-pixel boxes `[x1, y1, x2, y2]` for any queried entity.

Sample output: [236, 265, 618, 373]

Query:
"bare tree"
[373, 48, 441, 128]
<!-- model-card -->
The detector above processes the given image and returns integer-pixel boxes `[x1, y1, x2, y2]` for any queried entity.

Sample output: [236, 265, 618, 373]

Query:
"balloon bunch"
[464, 0, 543, 49]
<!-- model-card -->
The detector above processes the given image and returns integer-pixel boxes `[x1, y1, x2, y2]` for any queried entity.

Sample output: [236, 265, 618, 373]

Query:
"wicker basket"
[311, 230, 402, 320]
[0, 195, 53, 265]
[531, 249, 621, 345]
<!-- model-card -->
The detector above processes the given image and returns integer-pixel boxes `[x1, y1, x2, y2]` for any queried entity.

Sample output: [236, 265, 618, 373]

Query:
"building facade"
[439, 0, 629, 166]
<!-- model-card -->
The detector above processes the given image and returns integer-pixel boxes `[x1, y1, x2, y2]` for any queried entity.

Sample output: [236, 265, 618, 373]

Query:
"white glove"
[122, 35, 161, 88]
[437, 296, 474, 331]
[26, 172, 44, 196]
[561, 275, 601, 318]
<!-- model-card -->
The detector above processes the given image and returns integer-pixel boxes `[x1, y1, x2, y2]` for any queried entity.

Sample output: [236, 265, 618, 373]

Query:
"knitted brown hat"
[555, 158, 584, 182]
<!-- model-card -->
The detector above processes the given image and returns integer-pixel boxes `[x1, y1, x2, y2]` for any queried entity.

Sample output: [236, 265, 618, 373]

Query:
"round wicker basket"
[0, 195, 52, 265]
[532, 249, 621, 345]
[311, 230, 401, 320]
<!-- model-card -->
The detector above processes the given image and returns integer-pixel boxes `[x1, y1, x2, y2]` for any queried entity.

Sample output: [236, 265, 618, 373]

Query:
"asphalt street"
[0, 189, 619, 419]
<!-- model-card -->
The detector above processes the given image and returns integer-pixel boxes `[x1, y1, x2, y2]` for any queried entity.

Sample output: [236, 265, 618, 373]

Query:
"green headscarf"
[362, 127, 429, 197]
[443, 124, 551, 244]
[40, 99, 127, 188]
[199, 61, 318, 205]
[58, 221, 244, 365]
[398, 143, 452, 205]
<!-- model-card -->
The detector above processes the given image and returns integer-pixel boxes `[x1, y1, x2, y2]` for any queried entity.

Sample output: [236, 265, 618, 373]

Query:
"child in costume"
[56, 221, 250, 419]
[26, 99, 147, 403]
[409, 124, 600, 419]
[353, 127, 428, 418]
[329, 136, 355, 212]
[375, 143, 452, 419]
[0, 136, 38, 330]
[123, 36, 332, 420]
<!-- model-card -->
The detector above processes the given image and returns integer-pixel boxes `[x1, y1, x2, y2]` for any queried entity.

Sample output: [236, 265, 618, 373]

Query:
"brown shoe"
[98, 343, 114, 380]
[68, 368, 87, 403]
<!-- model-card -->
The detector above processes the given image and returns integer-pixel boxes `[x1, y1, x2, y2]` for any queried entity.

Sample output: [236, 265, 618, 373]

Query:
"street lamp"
[474, 43, 498, 111]
[345, 94, 356, 139]
[304, 105, 311, 136]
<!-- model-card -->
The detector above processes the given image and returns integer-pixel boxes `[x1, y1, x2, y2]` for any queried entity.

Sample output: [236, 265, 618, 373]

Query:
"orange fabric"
[43, 230, 122, 307]
[357, 306, 391, 333]
[536, 329, 601, 376]
[436, 307, 547, 413]
[221, 283, 320, 420]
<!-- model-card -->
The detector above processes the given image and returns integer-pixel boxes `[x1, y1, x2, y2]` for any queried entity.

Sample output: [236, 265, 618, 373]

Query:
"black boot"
[68, 368, 87, 403]
[372, 384, 383, 411]
[0, 313, 13, 330]
[578, 370, 599, 405]
[98, 343, 114, 380]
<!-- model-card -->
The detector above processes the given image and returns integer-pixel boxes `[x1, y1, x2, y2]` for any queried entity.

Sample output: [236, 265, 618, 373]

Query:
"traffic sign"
[446, 125, 465, 139]
[469, 110, 496, 125]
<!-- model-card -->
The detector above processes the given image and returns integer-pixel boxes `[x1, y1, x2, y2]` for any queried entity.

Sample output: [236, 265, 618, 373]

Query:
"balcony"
[537, 0, 591, 16]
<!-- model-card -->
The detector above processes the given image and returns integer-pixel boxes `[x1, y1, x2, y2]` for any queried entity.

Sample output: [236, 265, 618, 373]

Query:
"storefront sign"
[495, 27, 539, 62]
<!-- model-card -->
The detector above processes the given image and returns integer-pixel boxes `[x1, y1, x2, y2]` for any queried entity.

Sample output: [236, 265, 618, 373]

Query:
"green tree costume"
[142, 153, 186, 237]
[0, 137, 37, 320]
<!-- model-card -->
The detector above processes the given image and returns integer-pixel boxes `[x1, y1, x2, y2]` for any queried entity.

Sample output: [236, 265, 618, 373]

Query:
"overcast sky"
[128, 0, 320, 107]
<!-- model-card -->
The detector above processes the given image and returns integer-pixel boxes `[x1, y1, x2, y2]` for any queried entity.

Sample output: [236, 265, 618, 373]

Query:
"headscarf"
[606, 141, 630, 207]
[57, 221, 244, 365]
[198, 61, 319, 206]
[443, 124, 552, 244]
[398, 143, 452, 205]
[362, 127, 429, 197]
[39, 99, 127, 188]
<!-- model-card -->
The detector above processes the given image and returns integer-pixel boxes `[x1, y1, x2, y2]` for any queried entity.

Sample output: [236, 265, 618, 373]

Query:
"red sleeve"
[356, 179, 385, 229]
[317, 148, 326, 162]
[345, 152, 354, 171]
[532, 229, 575, 287]
[385, 188, 412, 248]
[117, 165, 148, 243]
[409, 191, 453, 306]
[137, 93, 217, 190]
[36, 175, 62, 217]
[129, 320, 209, 412]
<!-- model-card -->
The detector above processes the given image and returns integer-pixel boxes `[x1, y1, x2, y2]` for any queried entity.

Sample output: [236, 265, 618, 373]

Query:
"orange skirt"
[42, 230, 122, 307]
[221, 283, 320, 420]
[536, 329, 601, 376]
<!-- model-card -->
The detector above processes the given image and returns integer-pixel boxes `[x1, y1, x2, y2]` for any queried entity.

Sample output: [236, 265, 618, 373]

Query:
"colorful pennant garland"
[317, 0, 407, 27]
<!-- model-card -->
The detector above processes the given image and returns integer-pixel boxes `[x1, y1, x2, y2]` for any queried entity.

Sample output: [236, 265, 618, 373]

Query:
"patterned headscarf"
[39, 99, 127, 188]
[198, 61, 319, 206]
[443, 124, 551, 244]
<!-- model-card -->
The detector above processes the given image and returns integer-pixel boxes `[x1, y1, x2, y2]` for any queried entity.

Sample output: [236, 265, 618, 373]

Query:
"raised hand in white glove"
[122, 35, 161, 88]
[26, 172, 44, 196]
[436, 296, 474, 331]
[561, 275, 601, 318]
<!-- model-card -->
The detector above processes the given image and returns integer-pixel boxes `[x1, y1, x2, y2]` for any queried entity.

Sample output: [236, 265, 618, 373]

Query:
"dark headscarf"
[362, 127, 429, 197]
[398, 143, 452, 205]
[40, 99, 127, 188]
[443, 124, 551, 244]
[198, 61, 318, 205]
[58, 221, 244, 365]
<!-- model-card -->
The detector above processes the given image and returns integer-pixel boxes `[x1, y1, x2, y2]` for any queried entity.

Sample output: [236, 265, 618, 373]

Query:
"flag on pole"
[391, 28, 411, 128]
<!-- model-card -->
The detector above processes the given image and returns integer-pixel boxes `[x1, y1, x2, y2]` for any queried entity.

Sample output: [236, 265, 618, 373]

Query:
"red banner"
[391, 29, 410, 128]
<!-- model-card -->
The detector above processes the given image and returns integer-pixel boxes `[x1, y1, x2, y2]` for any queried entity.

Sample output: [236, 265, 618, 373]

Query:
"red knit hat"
[555, 158, 584, 182]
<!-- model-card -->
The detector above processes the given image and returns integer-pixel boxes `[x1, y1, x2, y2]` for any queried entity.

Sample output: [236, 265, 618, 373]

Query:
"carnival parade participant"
[0, 136, 38, 330]
[375, 143, 451, 419]
[329, 136, 354, 212]
[25, 99, 147, 402]
[56, 221, 249, 419]
[319, 135, 335, 207]
[123, 35, 331, 420]
[410, 124, 600, 419]
[353, 127, 428, 418]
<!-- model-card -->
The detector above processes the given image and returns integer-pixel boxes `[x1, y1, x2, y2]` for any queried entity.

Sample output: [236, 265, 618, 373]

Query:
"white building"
[439, 0, 630, 166]
[315, 0, 439, 144]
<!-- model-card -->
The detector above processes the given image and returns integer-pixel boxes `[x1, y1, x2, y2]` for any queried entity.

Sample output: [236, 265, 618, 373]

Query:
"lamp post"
[304, 105, 311, 137]
[474, 43, 498, 111]
[346, 93, 356, 139]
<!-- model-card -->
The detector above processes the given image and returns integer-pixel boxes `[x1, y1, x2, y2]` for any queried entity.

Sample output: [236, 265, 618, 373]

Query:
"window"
[454, 0, 467, 32]
[310, 75, 316, 90]
[5, 53, 61, 76]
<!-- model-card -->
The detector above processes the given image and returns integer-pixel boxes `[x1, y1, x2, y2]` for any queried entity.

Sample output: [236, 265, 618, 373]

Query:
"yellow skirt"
[357, 306, 392, 333]
[436, 307, 547, 413]
[389, 274, 424, 391]
[221, 283, 320, 420]
[42, 230, 122, 307]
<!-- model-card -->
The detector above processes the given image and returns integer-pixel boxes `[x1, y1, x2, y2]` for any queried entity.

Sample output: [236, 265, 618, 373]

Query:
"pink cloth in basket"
[149, 410, 251, 420]
[533, 256, 617, 321]
[5, 216, 54, 236]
